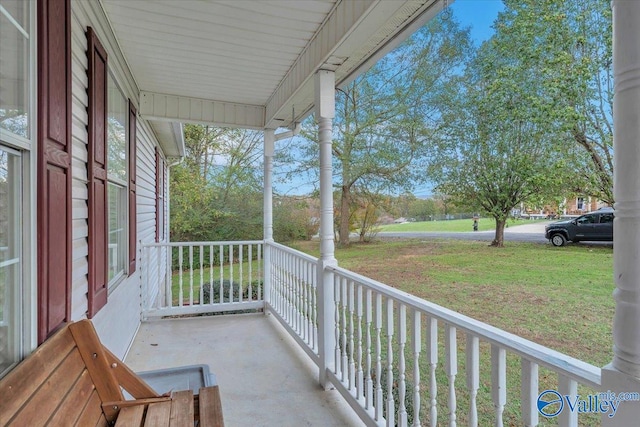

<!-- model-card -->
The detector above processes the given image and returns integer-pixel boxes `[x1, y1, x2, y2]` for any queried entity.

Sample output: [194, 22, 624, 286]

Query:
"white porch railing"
[263, 243, 601, 427]
[141, 240, 602, 426]
[141, 241, 264, 319]
[266, 242, 319, 363]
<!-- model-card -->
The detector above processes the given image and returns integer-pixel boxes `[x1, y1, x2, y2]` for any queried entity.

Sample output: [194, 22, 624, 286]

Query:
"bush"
[201, 280, 263, 303]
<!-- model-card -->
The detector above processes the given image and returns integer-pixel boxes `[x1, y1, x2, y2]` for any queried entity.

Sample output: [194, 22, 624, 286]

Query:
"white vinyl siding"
[70, 1, 169, 358]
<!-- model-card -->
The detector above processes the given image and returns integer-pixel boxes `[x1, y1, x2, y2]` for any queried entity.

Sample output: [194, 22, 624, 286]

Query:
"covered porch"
[105, 0, 640, 425]
[134, 240, 603, 426]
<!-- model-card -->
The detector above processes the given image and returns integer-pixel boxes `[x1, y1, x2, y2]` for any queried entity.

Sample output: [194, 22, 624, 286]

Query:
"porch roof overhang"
[100, 0, 449, 155]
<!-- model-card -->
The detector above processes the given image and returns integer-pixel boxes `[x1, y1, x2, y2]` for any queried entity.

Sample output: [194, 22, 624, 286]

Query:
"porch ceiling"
[101, 0, 447, 137]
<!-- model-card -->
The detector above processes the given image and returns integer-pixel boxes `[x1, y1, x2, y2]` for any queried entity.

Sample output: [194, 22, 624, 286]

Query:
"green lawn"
[291, 239, 613, 426]
[377, 217, 546, 232]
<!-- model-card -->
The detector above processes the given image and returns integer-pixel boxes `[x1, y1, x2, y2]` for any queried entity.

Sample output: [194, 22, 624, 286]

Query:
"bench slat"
[45, 367, 95, 426]
[115, 405, 145, 427]
[144, 401, 172, 427]
[0, 326, 75, 425]
[198, 386, 225, 427]
[170, 390, 194, 426]
[7, 347, 85, 426]
[76, 390, 107, 427]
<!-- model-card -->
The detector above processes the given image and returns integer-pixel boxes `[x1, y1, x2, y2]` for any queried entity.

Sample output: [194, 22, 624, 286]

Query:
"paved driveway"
[378, 221, 551, 244]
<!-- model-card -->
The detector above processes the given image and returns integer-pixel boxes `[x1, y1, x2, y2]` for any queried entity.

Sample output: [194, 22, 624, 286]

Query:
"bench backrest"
[0, 320, 158, 426]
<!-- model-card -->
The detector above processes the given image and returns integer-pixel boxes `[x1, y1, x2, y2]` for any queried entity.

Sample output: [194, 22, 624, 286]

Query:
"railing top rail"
[142, 240, 264, 248]
[266, 241, 319, 263]
[328, 264, 601, 388]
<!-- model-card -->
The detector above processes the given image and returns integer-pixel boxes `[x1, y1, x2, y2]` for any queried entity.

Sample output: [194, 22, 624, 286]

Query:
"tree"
[407, 197, 438, 221]
[284, 14, 472, 246]
[430, 11, 573, 247]
[495, 0, 613, 203]
[171, 125, 264, 242]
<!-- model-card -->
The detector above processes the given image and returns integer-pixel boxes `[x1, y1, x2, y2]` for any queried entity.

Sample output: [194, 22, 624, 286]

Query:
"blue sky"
[274, 0, 505, 197]
[451, 0, 504, 46]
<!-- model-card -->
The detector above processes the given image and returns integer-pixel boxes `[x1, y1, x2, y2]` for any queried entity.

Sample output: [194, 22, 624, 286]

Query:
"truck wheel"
[551, 234, 566, 247]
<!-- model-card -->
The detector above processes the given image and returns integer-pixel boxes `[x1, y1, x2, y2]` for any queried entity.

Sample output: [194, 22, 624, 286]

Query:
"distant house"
[521, 195, 610, 218]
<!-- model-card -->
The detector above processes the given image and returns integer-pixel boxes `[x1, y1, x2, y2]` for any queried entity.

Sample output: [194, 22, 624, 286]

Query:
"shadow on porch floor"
[124, 313, 364, 427]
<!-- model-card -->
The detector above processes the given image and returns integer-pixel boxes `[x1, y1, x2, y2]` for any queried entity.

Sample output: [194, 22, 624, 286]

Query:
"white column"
[315, 70, 337, 389]
[603, 2, 640, 425]
[263, 129, 275, 310]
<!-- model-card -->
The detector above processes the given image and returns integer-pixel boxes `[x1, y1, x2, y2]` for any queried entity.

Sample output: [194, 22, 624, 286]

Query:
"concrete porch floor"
[125, 313, 364, 427]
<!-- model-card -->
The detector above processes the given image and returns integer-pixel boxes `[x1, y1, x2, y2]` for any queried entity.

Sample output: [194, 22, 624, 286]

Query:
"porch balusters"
[356, 284, 364, 402]
[521, 359, 539, 427]
[257, 245, 262, 301]
[398, 304, 408, 427]
[445, 324, 457, 427]
[334, 274, 342, 378]
[238, 245, 243, 303]
[208, 245, 214, 304]
[248, 245, 253, 301]
[348, 280, 356, 391]
[227, 245, 233, 302]
[412, 310, 422, 427]
[558, 375, 578, 427]
[427, 317, 438, 427]
[365, 289, 374, 411]
[218, 244, 223, 304]
[178, 248, 184, 306]
[386, 298, 395, 427]
[199, 245, 204, 305]
[375, 293, 384, 422]
[341, 277, 349, 383]
[491, 345, 506, 427]
[466, 334, 480, 427]
[188, 245, 194, 305]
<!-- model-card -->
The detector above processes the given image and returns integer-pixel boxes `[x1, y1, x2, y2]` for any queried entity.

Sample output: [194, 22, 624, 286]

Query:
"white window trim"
[0, 0, 38, 367]
[106, 71, 129, 290]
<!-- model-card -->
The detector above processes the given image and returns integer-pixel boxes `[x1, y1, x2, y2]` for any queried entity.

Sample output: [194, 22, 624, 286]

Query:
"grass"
[169, 259, 263, 305]
[377, 217, 547, 233]
[290, 239, 613, 426]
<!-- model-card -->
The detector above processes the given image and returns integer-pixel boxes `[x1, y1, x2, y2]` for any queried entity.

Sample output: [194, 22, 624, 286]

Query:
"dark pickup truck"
[545, 208, 614, 246]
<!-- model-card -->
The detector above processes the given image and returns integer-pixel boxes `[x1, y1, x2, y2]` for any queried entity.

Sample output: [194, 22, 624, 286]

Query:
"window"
[577, 197, 584, 211]
[0, 1, 30, 140]
[600, 213, 614, 224]
[107, 73, 128, 284]
[0, 147, 21, 377]
[0, 0, 31, 377]
[577, 214, 596, 225]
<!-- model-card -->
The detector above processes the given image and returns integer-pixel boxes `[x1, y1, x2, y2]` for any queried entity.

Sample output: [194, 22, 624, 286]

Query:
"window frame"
[106, 71, 129, 290]
[0, 0, 36, 378]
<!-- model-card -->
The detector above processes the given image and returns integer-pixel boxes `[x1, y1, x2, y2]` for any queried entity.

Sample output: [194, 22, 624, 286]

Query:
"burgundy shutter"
[87, 27, 108, 318]
[129, 101, 137, 273]
[37, 0, 72, 343]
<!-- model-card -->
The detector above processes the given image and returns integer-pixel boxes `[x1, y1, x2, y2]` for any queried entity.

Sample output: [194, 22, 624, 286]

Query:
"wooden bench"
[0, 320, 224, 426]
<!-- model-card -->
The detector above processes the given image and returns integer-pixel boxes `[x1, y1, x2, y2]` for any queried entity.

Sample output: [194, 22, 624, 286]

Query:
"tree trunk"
[339, 185, 351, 247]
[491, 217, 506, 247]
